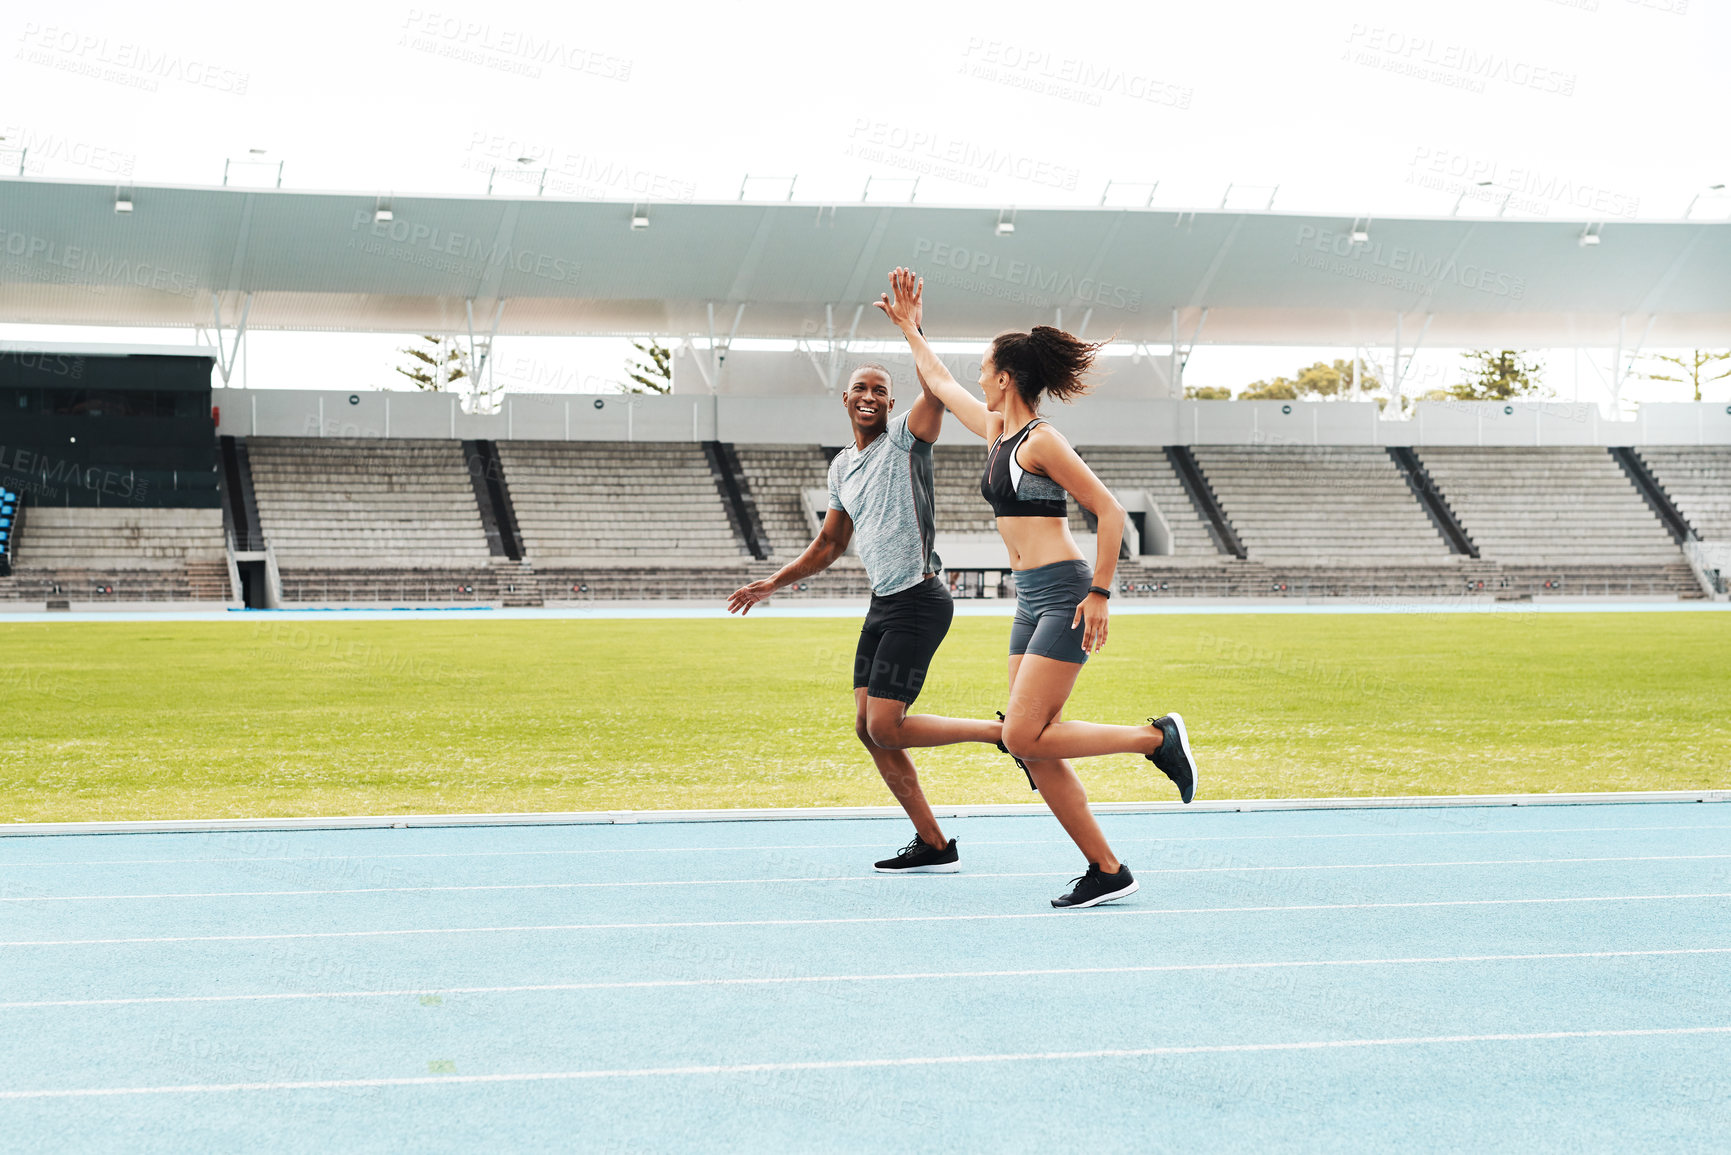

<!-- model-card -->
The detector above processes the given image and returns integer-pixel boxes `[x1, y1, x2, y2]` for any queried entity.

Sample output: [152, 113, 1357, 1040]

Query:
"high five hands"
[874, 267, 923, 332]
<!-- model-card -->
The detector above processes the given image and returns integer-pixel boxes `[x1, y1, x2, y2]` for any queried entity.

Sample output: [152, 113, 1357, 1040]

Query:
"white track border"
[3, 790, 1725, 838]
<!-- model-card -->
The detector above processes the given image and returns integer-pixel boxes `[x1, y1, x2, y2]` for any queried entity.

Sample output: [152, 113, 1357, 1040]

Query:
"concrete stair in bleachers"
[733, 445, 834, 559]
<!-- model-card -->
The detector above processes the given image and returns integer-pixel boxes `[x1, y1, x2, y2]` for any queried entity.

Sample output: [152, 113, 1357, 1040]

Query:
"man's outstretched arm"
[726, 508, 855, 615]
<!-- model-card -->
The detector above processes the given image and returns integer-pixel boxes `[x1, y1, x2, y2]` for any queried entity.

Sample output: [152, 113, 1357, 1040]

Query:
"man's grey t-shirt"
[827, 411, 941, 597]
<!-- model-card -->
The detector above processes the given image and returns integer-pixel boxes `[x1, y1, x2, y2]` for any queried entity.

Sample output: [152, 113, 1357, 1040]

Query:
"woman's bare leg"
[1002, 654, 1162, 763]
[1007, 655, 1119, 871]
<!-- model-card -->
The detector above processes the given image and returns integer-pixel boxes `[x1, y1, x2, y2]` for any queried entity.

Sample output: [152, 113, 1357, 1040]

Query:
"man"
[727, 357, 1003, 874]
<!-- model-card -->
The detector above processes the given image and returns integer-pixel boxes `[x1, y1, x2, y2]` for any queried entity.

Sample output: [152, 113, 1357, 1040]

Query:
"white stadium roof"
[1, 176, 1728, 348]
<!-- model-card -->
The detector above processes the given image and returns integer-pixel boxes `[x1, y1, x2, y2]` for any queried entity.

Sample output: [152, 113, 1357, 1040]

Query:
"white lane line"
[5, 1025, 1729, 1098]
[7, 891, 1729, 947]
[6, 947, 1728, 1010]
[4, 824, 1726, 868]
[9, 855, 1730, 903]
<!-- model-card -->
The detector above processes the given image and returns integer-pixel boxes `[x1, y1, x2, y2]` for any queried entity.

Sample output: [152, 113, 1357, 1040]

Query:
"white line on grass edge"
[4, 1026, 1729, 1098]
[5, 790, 1728, 839]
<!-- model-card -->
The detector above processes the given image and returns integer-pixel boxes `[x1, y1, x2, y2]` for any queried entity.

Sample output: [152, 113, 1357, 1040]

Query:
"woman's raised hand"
[873, 267, 923, 332]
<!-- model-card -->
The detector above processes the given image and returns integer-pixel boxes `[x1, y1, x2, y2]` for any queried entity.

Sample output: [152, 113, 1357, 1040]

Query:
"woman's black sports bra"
[981, 418, 1068, 518]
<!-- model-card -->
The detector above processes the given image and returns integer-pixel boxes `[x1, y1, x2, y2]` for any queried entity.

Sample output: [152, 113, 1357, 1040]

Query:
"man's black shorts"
[853, 577, 954, 705]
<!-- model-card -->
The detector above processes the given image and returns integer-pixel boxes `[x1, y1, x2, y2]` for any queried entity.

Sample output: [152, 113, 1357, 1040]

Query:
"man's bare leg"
[864, 695, 1003, 753]
[855, 687, 947, 847]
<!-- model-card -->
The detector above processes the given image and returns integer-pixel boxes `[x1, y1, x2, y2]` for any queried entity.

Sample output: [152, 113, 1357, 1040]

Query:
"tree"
[1240, 376, 1299, 400]
[395, 335, 467, 393]
[1295, 358, 1381, 398]
[624, 339, 673, 395]
[1641, 349, 1731, 401]
[1184, 385, 1232, 400]
[1229, 358, 1381, 401]
[1450, 350, 1544, 401]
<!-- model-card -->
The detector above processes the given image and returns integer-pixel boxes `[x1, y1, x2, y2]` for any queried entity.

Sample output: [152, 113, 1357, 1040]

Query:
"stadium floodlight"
[374, 196, 393, 223]
[631, 204, 650, 230]
[1350, 217, 1370, 244]
[1578, 223, 1602, 247]
[114, 188, 133, 213]
[995, 208, 1016, 236]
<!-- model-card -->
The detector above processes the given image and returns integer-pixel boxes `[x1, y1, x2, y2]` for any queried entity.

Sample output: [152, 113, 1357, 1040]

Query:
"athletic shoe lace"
[1066, 863, 1104, 892]
[897, 836, 926, 858]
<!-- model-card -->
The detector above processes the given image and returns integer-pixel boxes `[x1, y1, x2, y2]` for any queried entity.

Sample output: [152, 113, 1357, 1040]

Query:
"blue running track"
[2, 802, 1728, 1152]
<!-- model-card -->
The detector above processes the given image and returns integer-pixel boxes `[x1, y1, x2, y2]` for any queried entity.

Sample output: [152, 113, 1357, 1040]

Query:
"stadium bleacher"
[1414, 448, 1681, 565]
[497, 442, 750, 567]
[1074, 447, 1224, 559]
[0, 429, 1720, 607]
[1638, 447, 1731, 541]
[249, 438, 492, 568]
[1192, 446, 1454, 563]
[0, 506, 230, 601]
[733, 445, 853, 562]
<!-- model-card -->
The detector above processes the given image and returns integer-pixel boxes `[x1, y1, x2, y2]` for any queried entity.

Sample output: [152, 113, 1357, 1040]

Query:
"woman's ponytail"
[989, 326, 1104, 406]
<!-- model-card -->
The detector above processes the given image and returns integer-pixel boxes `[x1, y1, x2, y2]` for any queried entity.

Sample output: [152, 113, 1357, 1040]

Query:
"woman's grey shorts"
[1008, 559, 1093, 666]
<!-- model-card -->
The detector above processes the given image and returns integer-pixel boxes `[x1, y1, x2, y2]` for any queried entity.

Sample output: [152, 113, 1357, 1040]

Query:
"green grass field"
[2, 612, 1727, 823]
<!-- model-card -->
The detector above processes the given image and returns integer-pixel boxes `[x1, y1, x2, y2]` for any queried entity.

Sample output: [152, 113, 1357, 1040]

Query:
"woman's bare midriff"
[998, 515, 1086, 571]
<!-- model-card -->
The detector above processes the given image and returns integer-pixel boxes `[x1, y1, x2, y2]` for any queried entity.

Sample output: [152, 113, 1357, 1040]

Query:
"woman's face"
[978, 352, 1011, 413]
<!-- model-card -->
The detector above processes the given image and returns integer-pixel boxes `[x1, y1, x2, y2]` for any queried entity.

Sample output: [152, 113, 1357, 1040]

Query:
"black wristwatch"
[1089, 585, 1112, 600]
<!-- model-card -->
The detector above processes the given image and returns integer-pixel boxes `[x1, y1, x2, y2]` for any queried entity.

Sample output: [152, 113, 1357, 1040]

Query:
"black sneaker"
[873, 835, 960, 873]
[1148, 712, 1198, 804]
[997, 710, 1037, 791]
[1052, 863, 1139, 908]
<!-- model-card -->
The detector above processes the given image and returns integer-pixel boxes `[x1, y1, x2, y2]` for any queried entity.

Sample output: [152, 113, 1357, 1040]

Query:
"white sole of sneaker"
[874, 862, 961, 874]
[1167, 711, 1199, 803]
[1059, 877, 1140, 908]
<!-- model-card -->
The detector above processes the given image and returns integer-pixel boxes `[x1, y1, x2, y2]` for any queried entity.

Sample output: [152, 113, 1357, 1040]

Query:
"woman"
[876, 267, 1198, 909]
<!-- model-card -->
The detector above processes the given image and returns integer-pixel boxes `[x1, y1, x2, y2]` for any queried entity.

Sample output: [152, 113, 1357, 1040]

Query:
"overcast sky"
[3, 0, 1727, 404]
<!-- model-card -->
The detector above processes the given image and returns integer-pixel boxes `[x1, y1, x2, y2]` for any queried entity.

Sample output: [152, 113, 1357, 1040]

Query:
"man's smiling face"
[843, 367, 893, 437]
